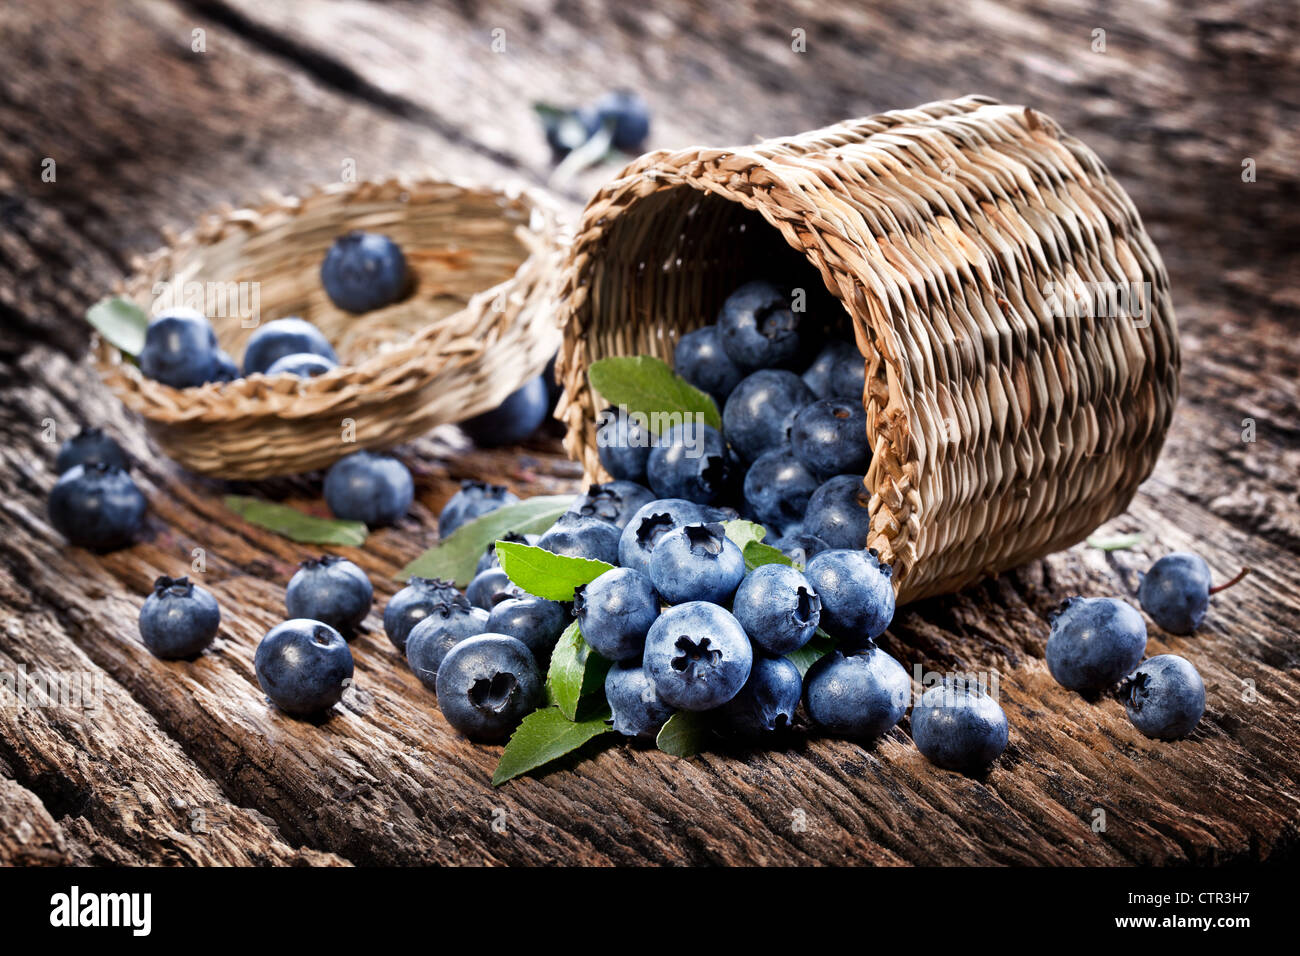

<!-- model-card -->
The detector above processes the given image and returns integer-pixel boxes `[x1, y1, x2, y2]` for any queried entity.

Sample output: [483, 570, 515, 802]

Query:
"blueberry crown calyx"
[299, 555, 343, 570]
[152, 575, 193, 596]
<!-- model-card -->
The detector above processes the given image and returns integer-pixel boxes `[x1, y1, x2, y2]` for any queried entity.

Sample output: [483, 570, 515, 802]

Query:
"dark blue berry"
[139, 309, 219, 388]
[438, 481, 519, 539]
[242, 317, 337, 376]
[405, 602, 489, 692]
[649, 523, 744, 605]
[790, 398, 870, 481]
[265, 352, 337, 378]
[578, 89, 651, 151]
[320, 231, 408, 313]
[723, 369, 815, 463]
[804, 549, 895, 643]
[486, 596, 569, 665]
[285, 555, 373, 635]
[831, 347, 866, 400]
[646, 422, 732, 505]
[804, 646, 909, 738]
[573, 567, 659, 662]
[1138, 553, 1212, 635]
[742, 446, 820, 531]
[1120, 654, 1205, 740]
[596, 408, 653, 483]
[674, 324, 744, 403]
[802, 474, 872, 550]
[324, 451, 413, 527]
[460, 376, 550, 447]
[717, 281, 805, 371]
[56, 427, 128, 474]
[138, 575, 221, 659]
[466, 567, 525, 610]
[48, 463, 146, 551]
[537, 512, 621, 565]
[569, 480, 655, 529]
[617, 498, 711, 576]
[254, 619, 354, 717]
[772, 529, 830, 566]
[802, 341, 858, 398]
[1046, 597, 1148, 693]
[604, 661, 675, 738]
[911, 679, 1008, 771]
[476, 532, 539, 575]
[716, 655, 802, 735]
[435, 634, 542, 741]
[643, 601, 752, 711]
[733, 564, 821, 654]
[383, 577, 465, 652]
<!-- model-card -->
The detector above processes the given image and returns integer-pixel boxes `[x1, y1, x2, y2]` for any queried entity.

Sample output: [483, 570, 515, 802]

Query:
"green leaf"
[492, 707, 614, 786]
[786, 632, 837, 678]
[225, 496, 367, 546]
[722, 519, 769, 552]
[655, 710, 710, 758]
[497, 541, 612, 601]
[397, 494, 575, 586]
[85, 296, 148, 357]
[1086, 532, 1143, 552]
[743, 539, 792, 570]
[588, 356, 722, 433]
[546, 621, 611, 721]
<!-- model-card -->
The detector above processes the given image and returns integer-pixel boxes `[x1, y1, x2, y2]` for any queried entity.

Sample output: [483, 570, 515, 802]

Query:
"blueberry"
[772, 529, 830, 566]
[911, 679, 1009, 771]
[578, 89, 651, 151]
[438, 481, 519, 539]
[138, 575, 221, 659]
[791, 398, 870, 481]
[802, 474, 872, 550]
[723, 369, 815, 463]
[802, 341, 858, 398]
[435, 634, 542, 741]
[604, 661, 675, 738]
[617, 498, 711, 576]
[211, 350, 240, 383]
[1138, 553, 1212, 635]
[460, 376, 550, 447]
[831, 347, 866, 400]
[1045, 597, 1148, 693]
[383, 577, 466, 652]
[543, 106, 592, 159]
[674, 324, 744, 403]
[537, 512, 622, 565]
[405, 602, 490, 692]
[569, 480, 655, 529]
[324, 451, 413, 527]
[55, 427, 128, 474]
[48, 463, 146, 551]
[573, 567, 660, 662]
[649, 523, 745, 605]
[285, 555, 373, 635]
[717, 281, 806, 371]
[242, 317, 338, 376]
[466, 566, 526, 610]
[596, 408, 653, 483]
[320, 231, 408, 313]
[733, 564, 821, 655]
[803, 646, 910, 738]
[265, 352, 337, 378]
[1120, 654, 1206, 740]
[743, 447, 820, 531]
[716, 655, 803, 735]
[804, 549, 895, 643]
[476, 532, 539, 575]
[486, 596, 569, 665]
[255, 619, 354, 717]
[646, 422, 732, 505]
[643, 602, 753, 711]
[139, 308, 219, 388]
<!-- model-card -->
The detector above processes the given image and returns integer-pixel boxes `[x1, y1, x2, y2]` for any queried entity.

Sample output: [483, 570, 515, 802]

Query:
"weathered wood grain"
[0, 0, 1297, 865]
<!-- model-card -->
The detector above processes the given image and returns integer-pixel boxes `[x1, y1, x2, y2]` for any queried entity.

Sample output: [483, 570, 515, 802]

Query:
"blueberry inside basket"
[95, 176, 564, 480]
[556, 95, 1180, 605]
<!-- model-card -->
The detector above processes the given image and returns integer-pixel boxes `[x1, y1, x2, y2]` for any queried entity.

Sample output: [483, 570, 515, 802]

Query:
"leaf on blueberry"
[85, 296, 148, 357]
[1086, 531, 1143, 552]
[492, 706, 614, 786]
[655, 710, 710, 758]
[588, 355, 722, 432]
[224, 495, 367, 546]
[546, 621, 612, 721]
[786, 632, 837, 678]
[496, 541, 613, 601]
[742, 539, 792, 571]
[397, 494, 575, 586]
[722, 519, 768, 553]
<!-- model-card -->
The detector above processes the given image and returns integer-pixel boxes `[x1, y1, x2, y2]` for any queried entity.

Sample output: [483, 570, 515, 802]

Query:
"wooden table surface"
[1, 0, 1297, 866]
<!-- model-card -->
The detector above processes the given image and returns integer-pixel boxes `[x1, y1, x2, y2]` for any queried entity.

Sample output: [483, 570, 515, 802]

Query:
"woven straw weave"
[556, 96, 1179, 604]
[96, 176, 564, 479]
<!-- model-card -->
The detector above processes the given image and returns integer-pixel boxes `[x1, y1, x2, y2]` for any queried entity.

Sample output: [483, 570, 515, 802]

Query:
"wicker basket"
[95, 176, 565, 479]
[556, 95, 1180, 604]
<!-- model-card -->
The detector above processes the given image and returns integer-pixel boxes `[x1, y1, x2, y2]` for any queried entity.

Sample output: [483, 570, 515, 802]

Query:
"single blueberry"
[405, 602, 490, 692]
[383, 577, 466, 652]
[486, 596, 569, 666]
[791, 398, 870, 481]
[643, 601, 753, 711]
[285, 555, 373, 635]
[254, 619, 355, 717]
[911, 678, 1009, 772]
[48, 463, 147, 551]
[802, 474, 872, 550]
[804, 548, 895, 644]
[573, 567, 660, 662]
[723, 369, 815, 463]
[716, 655, 803, 736]
[716, 281, 806, 371]
[1120, 653, 1206, 740]
[743, 446, 820, 531]
[242, 317, 338, 376]
[460, 376, 551, 447]
[265, 352, 338, 378]
[649, 523, 745, 605]
[596, 408, 653, 483]
[139, 308, 219, 388]
[438, 480, 519, 539]
[1045, 596, 1148, 693]
[674, 324, 744, 404]
[645, 422, 732, 505]
[569, 480, 655, 530]
[324, 451, 413, 527]
[578, 89, 651, 151]
[435, 634, 542, 741]
[605, 661, 675, 738]
[772, 529, 831, 567]
[55, 427, 128, 474]
[804, 645, 910, 738]
[802, 341, 859, 398]
[831, 347, 866, 400]
[1138, 553, 1212, 635]
[138, 575, 221, 659]
[617, 498, 711, 576]
[537, 512, 622, 566]
[320, 231, 409, 313]
[466, 566, 526, 610]
[733, 564, 821, 655]
[476, 531, 540, 575]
